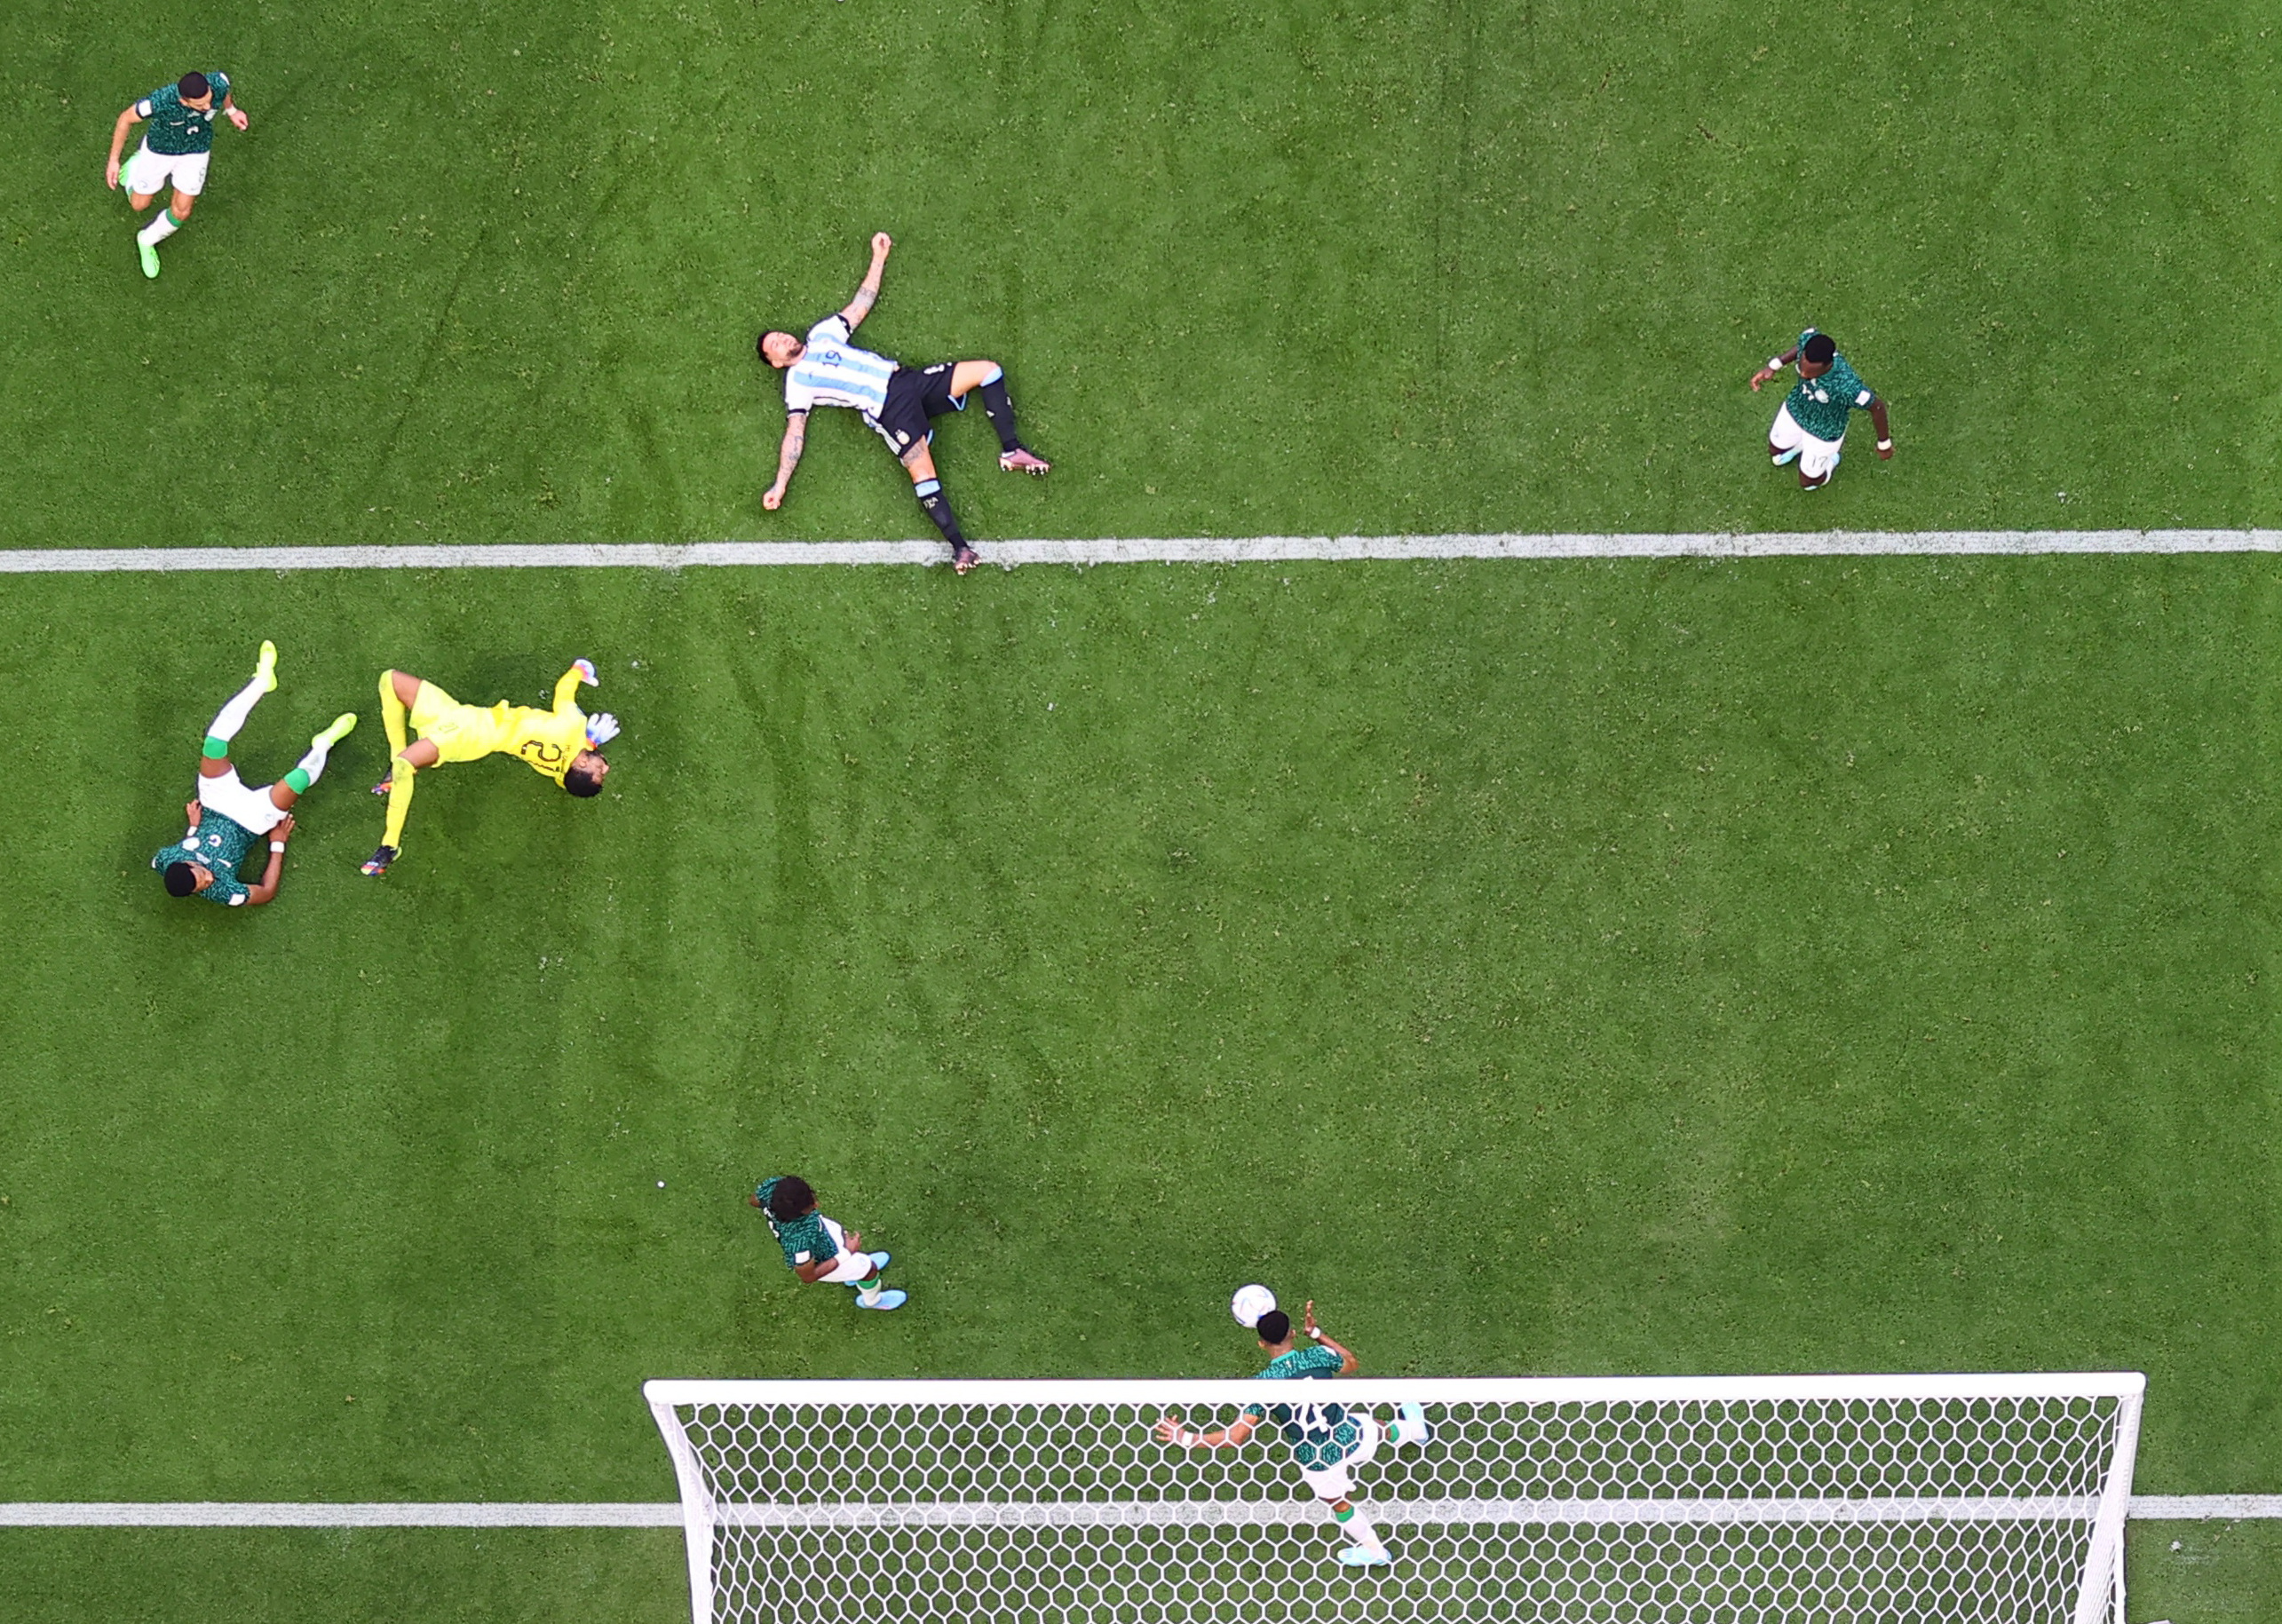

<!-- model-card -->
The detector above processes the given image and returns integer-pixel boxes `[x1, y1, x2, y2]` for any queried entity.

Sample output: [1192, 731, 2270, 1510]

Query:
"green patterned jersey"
[1783, 329, 1874, 441]
[755, 1176, 835, 1271]
[151, 810, 257, 907]
[138, 74, 232, 155]
[1245, 1343, 1359, 1469]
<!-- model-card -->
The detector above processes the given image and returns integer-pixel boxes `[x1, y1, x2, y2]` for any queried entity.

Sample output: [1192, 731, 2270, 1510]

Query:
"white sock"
[138, 210, 181, 248]
[293, 741, 332, 786]
[1339, 1509, 1391, 1559]
[207, 673, 266, 742]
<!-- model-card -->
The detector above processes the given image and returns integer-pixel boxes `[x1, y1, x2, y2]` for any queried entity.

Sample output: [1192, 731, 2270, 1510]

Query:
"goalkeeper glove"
[573, 658, 598, 685]
[586, 712, 621, 747]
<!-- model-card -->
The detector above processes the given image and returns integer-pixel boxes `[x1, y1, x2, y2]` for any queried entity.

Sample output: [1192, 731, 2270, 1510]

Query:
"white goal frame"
[646, 1372, 2143, 1624]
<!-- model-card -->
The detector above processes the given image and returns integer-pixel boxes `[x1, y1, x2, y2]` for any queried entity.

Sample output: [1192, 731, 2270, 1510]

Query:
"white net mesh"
[646, 1374, 2142, 1624]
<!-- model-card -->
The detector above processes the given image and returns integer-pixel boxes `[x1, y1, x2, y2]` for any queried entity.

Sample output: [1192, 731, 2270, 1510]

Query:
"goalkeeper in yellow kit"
[361, 659, 620, 876]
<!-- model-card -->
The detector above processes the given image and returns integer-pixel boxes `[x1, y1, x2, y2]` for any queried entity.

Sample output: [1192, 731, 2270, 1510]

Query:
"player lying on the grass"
[151, 641, 356, 907]
[758, 232, 1050, 576]
[1748, 329, 1891, 490]
[750, 1176, 906, 1311]
[1154, 1302, 1430, 1570]
[105, 70, 248, 281]
[361, 661, 618, 876]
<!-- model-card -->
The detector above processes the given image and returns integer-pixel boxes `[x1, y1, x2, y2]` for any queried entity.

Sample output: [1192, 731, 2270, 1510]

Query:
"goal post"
[646, 1372, 2144, 1624]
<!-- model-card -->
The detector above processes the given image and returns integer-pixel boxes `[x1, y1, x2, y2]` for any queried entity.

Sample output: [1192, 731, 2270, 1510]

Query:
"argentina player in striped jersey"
[758, 232, 1049, 575]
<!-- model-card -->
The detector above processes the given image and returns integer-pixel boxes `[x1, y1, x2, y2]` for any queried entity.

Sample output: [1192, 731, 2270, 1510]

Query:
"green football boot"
[138, 240, 160, 280]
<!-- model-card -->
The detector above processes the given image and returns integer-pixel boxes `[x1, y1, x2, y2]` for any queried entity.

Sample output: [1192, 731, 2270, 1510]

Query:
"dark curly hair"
[766, 1176, 816, 1222]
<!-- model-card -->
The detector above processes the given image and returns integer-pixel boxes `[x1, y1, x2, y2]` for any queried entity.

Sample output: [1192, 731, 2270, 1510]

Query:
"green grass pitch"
[5, 0, 2282, 1620]
[4, 0, 2281, 544]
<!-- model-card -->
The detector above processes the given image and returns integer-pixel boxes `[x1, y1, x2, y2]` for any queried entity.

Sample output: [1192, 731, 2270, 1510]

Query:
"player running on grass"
[361, 661, 619, 877]
[1748, 329, 1893, 490]
[1153, 1301, 1431, 1571]
[151, 641, 356, 907]
[750, 1176, 906, 1311]
[758, 232, 1050, 575]
[105, 70, 248, 281]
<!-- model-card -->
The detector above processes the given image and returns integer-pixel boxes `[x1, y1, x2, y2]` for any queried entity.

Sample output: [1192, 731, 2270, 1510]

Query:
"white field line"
[0, 1501, 681, 1527]
[712, 1495, 2109, 1530]
[2131, 1495, 2282, 1519]
[1, 532, 2281, 574]
[2, 1495, 2274, 1528]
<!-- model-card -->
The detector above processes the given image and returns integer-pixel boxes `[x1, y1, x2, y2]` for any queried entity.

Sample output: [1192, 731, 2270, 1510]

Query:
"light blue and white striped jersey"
[783, 314, 897, 416]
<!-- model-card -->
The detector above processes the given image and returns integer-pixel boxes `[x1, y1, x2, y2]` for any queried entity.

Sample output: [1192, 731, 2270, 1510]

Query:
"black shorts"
[864, 362, 963, 459]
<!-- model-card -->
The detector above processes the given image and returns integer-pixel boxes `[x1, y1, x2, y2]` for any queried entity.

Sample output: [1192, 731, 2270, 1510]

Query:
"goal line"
[1, 530, 2280, 574]
[0, 1494, 2269, 1528]
[4, 1486, 2263, 1533]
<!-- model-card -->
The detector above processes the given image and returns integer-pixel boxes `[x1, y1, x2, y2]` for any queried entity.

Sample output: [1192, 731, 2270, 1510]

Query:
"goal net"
[646, 1373, 2143, 1624]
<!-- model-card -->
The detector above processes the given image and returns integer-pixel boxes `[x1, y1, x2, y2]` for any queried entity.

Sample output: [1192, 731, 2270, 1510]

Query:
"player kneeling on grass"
[1153, 1302, 1430, 1571]
[1748, 329, 1892, 490]
[151, 640, 356, 907]
[758, 232, 1050, 575]
[750, 1176, 905, 1311]
[362, 661, 618, 876]
[104, 70, 248, 281]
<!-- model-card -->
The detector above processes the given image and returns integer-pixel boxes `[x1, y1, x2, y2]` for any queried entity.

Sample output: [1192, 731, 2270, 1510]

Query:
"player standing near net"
[757, 232, 1050, 575]
[750, 1176, 906, 1311]
[1748, 329, 1893, 490]
[150, 641, 357, 907]
[1153, 1301, 1431, 1571]
[361, 661, 618, 877]
[104, 70, 248, 281]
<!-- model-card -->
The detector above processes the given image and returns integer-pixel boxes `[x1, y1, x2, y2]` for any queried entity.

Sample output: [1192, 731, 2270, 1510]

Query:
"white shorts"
[198, 768, 288, 836]
[1770, 403, 1842, 479]
[123, 143, 210, 199]
[813, 1216, 873, 1284]
[1298, 1412, 1382, 1500]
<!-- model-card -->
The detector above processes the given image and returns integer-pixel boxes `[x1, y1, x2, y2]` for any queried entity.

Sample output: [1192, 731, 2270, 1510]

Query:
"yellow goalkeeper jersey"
[416, 668, 590, 785]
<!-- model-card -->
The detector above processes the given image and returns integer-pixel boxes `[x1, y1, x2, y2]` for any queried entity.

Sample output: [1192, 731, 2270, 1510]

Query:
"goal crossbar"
[646, 1373, 2146, 1407]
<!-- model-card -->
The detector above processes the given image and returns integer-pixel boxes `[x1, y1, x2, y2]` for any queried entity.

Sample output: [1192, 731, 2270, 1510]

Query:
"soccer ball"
[1230, 1284, 1276, 1329]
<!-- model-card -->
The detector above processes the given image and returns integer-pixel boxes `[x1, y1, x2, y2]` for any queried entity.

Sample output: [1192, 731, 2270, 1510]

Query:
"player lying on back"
[757, 232, 1050, 575]
[361, 661, 618, 876]
[1154, 1300, 1431, 1571]
[750, 1176, 906, 1311]
[151, 640, 356, 907]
